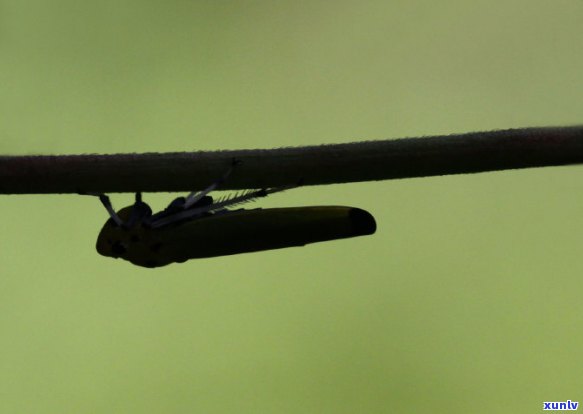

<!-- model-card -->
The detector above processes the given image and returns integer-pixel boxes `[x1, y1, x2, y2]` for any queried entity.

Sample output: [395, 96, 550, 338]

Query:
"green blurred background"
[1, 1, 582, 412]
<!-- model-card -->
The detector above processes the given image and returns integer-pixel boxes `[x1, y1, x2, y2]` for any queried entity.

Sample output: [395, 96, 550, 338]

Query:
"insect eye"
[111, 241, 128, 255]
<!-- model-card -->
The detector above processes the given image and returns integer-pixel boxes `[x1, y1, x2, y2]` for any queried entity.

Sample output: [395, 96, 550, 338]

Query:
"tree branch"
[0, 126, 582, 194]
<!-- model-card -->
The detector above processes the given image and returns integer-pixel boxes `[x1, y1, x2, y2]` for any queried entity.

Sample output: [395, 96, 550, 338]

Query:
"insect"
[91, 162, 376, 268]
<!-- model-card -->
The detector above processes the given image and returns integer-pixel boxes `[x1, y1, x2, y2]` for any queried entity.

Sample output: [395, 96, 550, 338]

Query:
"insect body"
[93, 165, 376, 268]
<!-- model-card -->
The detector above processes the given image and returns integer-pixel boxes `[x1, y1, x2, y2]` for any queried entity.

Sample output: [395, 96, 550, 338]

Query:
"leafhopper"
[92, 164, 376, 268]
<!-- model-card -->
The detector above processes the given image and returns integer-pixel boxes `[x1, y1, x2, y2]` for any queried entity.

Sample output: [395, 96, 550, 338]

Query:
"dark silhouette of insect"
[91, 163, 376, 268]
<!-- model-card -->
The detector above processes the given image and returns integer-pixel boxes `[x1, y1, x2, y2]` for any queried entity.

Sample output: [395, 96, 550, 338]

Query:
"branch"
[0, 126, 582, 194]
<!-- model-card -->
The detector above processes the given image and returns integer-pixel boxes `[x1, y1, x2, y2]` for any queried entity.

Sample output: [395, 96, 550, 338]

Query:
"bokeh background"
[1, 1, 582, 412]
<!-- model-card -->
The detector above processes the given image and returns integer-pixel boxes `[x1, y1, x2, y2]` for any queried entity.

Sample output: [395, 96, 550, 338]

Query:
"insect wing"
[157, 206, 375, 264]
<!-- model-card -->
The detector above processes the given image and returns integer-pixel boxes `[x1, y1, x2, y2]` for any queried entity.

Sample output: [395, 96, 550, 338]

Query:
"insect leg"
[78, 190, 126, 226]
[182, 159, 241, 209]
[98, 194, 125, 227]
[125, 192, 153, 227]
[206, 179, 303, 211]
[149, 181, 302, 229]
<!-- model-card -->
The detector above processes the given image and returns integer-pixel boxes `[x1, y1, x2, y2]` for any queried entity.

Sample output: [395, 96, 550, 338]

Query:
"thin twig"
[0, 126, 582, 194]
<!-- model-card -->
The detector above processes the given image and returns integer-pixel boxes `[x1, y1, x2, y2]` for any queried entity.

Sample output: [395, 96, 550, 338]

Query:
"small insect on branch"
[0, 125, 582, 194]
[92, 165, 372, 267]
